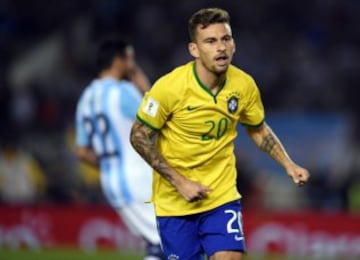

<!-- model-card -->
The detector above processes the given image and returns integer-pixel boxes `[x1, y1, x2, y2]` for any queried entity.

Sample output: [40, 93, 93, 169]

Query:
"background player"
[130, 8, 310, 260]
[75, 37, 164, 260]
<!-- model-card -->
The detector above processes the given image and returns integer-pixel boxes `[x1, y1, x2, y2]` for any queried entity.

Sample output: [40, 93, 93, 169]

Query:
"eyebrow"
[203, 37, 216, 41]
[202, 34, 232, 41]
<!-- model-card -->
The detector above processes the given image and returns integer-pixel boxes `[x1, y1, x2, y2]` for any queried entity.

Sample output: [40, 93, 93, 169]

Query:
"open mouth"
[215, 55, 229, 65]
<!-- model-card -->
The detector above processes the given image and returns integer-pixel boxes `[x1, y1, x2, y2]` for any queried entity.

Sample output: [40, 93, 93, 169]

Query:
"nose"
[217, 41, 226, 52]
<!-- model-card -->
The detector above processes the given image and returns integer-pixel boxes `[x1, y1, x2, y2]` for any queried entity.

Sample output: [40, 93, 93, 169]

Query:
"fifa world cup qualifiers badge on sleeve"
[226, 92, 240, 114]
[143, 97, 159, 117]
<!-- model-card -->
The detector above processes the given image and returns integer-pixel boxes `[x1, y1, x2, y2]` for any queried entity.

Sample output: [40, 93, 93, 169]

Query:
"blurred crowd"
[0, 0, 359, 211]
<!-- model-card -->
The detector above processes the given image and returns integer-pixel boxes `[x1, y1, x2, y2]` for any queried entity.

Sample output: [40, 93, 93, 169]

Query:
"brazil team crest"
[227, 95, 238, 114]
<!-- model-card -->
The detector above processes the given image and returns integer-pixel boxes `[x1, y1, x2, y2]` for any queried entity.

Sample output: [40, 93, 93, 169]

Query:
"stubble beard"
[203, 56, 232, 77]
[209, 63, 229, 77]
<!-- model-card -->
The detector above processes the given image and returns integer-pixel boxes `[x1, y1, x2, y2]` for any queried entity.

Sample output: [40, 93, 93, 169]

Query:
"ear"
[233, 41, 236, 55]
[188, 42, 199, 59]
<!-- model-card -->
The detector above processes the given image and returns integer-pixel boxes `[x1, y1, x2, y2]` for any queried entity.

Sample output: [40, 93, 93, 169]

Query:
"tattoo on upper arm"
[260, 133, 277, 155]
[130, 121, 174, 183]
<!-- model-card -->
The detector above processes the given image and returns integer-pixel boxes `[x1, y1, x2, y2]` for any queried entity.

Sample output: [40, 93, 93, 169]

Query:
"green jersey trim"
[192, 62, 226, 103]
[241, 118, 265, 128]
[136, 114, 160, 131]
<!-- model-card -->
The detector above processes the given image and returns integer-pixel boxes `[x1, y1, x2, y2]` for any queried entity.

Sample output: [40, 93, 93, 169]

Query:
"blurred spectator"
[0, 138, 46, 204]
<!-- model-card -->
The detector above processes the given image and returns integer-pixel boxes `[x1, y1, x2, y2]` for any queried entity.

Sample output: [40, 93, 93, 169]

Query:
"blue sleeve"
[120, 82, 142, 120]
[76, 92, 91, 147]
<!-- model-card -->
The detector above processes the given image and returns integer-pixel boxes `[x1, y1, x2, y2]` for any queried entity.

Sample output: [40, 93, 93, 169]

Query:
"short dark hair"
[188, 8, 230, 42]
[96, 37, 131, 72]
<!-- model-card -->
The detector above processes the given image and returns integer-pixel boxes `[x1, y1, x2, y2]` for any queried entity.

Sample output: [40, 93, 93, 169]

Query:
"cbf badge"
[227, 96, 238, 114]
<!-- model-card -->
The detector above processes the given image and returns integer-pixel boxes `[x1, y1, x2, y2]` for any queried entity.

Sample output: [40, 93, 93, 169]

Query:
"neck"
[99, 67, 123, 80]
[195, 61, 226, 90]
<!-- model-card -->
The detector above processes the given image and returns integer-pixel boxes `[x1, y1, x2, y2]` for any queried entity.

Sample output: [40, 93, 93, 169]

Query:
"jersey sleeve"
[239, 76, 265, 127]
[136, 77, 173, 131]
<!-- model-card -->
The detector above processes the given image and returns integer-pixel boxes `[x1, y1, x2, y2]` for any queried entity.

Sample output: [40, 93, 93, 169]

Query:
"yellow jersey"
[137, 61, 265, 216]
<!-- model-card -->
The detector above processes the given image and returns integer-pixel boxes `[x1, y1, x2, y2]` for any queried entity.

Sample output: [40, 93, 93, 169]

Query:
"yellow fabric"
[28, 159, 46, 193]
[79, 163, 100, 186]
[137, 61, 265, 216]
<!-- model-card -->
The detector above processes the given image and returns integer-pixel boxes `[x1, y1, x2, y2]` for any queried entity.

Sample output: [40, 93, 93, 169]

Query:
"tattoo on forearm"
[248, 124, 293, 169]
[130, 122, 174, 183]
[260, 134, 277, 155]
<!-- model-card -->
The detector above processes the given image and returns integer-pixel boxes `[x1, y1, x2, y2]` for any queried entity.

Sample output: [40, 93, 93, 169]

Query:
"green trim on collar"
[192, 62, 226, 103]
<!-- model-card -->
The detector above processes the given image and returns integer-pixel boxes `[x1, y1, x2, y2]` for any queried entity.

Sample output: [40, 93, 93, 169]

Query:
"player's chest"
[170, 89, 246, 140]
[175, 87, 246, 117]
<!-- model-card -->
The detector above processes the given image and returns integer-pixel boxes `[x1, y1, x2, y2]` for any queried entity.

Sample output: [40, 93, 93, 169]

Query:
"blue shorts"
[157, 200, 246, 260]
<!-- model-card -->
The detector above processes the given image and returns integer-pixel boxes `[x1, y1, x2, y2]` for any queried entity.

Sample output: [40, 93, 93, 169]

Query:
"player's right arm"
[130, 75, 210, 202]
[130, 120, 211, 202]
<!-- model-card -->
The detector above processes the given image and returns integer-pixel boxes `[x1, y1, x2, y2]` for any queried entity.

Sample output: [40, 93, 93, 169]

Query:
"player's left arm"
[246, 122, 310, 186]
[75, 146, 99, 167]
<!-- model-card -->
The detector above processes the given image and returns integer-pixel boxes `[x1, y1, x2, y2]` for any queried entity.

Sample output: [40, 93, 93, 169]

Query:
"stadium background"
[0, 0, 359, 259]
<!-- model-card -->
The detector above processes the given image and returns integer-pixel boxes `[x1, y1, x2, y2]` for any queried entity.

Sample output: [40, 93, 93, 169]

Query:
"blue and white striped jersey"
[76, 77, 152, 208]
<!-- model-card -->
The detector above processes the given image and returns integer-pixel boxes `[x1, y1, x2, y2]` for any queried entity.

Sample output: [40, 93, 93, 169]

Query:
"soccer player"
[75, 37, 165, 260]
[130, 8, 310, 260]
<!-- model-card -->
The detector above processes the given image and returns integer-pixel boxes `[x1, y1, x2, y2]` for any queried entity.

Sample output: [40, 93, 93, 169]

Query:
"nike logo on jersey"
[187, 106, 200, 111]
[235, 235, 244, 241]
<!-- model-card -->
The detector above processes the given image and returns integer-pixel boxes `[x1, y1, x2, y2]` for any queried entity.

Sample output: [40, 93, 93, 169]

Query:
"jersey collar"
[192, 61, 226, 103]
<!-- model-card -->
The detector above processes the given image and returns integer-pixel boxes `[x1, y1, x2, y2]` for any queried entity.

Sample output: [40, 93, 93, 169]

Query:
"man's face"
[189, 23, 235, 75]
